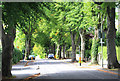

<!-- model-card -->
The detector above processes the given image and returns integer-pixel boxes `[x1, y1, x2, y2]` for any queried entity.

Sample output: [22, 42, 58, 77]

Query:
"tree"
[16, 3, 51, 60]
[2, 2, 50, 77]
[2, 3, 21, 77]
[53, 2, 96, 62]
[105, 2, 120, 68]
[78, 2, 97, 62]
[32, 21, 51, 57]
[90, 4, 101, 64]
[17, 11, 38, 60]
[16, 3, 39, 60]
[45, 2, 71, 59]
[79, 28, 86, 61]
[65, 2, 83, 62]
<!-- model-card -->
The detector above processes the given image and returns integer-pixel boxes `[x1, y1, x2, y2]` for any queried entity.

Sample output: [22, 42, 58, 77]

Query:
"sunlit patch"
[11, 69, 40, 75]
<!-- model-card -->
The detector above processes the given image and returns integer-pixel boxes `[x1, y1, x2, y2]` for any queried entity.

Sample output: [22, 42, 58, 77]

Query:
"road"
[11, 58, 119, 80]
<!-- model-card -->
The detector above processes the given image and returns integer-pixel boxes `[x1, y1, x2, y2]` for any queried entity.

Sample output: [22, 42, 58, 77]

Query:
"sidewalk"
[61, 59, 119, 75]
[11, 60, 40, 79]
[72, 61, 120, 75]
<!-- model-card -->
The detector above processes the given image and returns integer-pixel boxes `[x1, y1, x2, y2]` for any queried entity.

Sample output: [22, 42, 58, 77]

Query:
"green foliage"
[117, 47, 120, 61]
[67, 46, 72, 52]
[79, 2, 98, 30]
[33, 30, 50, 48]
[14, 30, 25, 51]
[85, 38, 92, 49]
[98, 46, 107, 60]
[85, 50, 91, 58]
[76, 51, 79, 54]
[4, 2, 119, 63]
[116, 31, 120, 46]
[65, 2, 83, 30]
[12, 48, 23, 64]
[2, 3, 47, 61]
[33, 44, 46, 59]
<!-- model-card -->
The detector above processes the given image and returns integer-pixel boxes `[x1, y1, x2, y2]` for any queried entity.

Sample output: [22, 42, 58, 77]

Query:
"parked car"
[48, 54, 54, 59]
[28, 55, 35, 60]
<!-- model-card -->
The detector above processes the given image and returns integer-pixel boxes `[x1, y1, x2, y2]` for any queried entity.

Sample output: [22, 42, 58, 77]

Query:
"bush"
[12, 48, 23, 64]
[85, 50, 91, 58]
[76, 51, 79, 54]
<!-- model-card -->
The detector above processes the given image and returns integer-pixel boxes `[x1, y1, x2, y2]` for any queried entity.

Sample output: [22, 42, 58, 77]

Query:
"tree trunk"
[91, 27, 99, 64]
[107, 6, 120, 69]
[49, 45, 51, 54]
[24, 35, 31, 60]
[79, 29, 86, 61]
[45, 48, 48, 58]
[2, 25, 16, 77]
[56, 44, 59, 59]
[63, 44, 66, 59]
[59, 45, 62, 59]
[91, 38, 99, 64]
[53, 43, 56, 56]
[70, 31, 76, 62]
[29, 39, 31, 54]
[76, 35, 80, 47]
[91, 7, 101, 64]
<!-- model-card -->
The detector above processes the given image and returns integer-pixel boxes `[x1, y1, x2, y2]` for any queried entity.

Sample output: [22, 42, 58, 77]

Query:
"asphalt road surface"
[11, 59, 119, 80]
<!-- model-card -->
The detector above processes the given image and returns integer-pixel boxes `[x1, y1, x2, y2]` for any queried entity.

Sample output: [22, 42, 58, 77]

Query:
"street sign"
[99, 39, 104, 44]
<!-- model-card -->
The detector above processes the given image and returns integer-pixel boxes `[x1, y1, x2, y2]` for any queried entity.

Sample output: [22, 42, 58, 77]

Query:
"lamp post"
[100, 14, 104, 68]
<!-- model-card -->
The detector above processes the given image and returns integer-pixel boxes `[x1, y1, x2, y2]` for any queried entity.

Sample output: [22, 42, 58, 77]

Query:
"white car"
[28, 55, 35, 60]
[48, 54, 54, 59]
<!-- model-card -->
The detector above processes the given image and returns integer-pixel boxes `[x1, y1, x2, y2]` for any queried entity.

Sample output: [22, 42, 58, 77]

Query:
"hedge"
[12, 48, 23, 64]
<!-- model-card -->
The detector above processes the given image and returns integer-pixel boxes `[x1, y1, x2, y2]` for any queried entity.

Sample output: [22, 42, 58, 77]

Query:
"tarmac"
[7, 59, 120, 80]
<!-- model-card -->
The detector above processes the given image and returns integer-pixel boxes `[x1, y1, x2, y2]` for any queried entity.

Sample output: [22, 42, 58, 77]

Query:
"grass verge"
[98, 46, 120, 61]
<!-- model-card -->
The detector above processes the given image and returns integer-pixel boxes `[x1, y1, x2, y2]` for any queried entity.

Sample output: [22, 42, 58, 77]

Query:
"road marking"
[95, 68, 120, 76]
[24, 61, 29, 67]
[24, 60, 35, 67]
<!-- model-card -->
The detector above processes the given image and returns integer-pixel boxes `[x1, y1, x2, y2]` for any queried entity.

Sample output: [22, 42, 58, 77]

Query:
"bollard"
[31, 57, 33, 60]
[79, 45, 81, 66]
[79, 57, 81, 66]
[54, 55, 56, 59]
